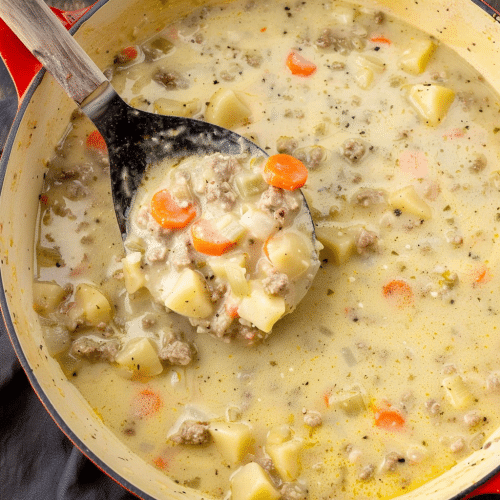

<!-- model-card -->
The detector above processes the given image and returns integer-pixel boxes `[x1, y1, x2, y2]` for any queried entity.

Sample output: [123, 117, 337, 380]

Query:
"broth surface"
[33, 1, 500, 499]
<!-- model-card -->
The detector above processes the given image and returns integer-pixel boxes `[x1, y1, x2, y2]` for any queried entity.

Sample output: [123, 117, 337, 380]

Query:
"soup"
[33, 0, 500, 499]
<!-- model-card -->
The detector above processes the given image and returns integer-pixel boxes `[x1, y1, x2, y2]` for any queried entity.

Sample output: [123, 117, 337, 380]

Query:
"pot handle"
[0, 5, 92, 105]
[464, 472, 500, 499]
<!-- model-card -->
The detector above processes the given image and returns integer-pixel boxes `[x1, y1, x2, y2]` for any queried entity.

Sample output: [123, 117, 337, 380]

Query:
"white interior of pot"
[1, 0, 500, 498]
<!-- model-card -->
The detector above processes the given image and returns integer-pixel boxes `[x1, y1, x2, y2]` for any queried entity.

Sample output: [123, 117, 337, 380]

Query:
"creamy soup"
[33, 0, 500, 499]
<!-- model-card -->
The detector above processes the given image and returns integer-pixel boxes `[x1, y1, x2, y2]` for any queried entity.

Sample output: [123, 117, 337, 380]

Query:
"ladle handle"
[0, 0, 106, 105]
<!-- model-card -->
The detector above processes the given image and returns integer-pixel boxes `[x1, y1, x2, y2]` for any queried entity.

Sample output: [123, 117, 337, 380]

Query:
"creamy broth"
[33, 1, 500, 499]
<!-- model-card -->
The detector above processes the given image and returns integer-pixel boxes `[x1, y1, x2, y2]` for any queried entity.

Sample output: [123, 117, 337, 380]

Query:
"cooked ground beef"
[159, 340, 195, 366]
[71, 338, 119, 362]
[262, 270, 290, 296]
[153, 70, 189, 90]
[170, 420, 210, 445]
[341, 138, 368, 163]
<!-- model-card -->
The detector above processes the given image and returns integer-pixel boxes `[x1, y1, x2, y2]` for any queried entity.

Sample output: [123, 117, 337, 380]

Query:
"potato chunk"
[399, 39, 436, 75]
[209, 421, 254, 464]
[315, 226, 356, 265]
[205, 88, 252, 129]
[115, 337, 163, 377]
[122, 251, 145, 294]
[208, 255, 250, 298]
[153, 97, 200, 117]
[266, 425, 302, 482]
[355, 68, 374, 90]
[266, 231, 311, 278]
[408, 84, 455, 126]
[164, 269, 214, 319]
[74, 283, 112, 325]
[33, 281, 66, 315]
[388, 185, 432, 219]
[230, 462, 280, 500]
[238, 282, 286, 333]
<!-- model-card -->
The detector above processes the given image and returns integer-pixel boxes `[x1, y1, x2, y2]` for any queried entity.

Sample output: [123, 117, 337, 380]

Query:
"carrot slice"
[473, 264, 492, 286]
[286, 51, 317, 77]
[150, 189, 197, 229]
[263, 154, 308, 190]
[85, 130, 107, 152]
[132, 389, 163, 418]
[114, 46, 138, 64]
[382, 279, 413, 308]
[373, 406, 405, 430]
[370, 36, 391, 45]
[191, 219, 236, 256]
[225, 298, 240, 319]
[153, 456, 168, 470]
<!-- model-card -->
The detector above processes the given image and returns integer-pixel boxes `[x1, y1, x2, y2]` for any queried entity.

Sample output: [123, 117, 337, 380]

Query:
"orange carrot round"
[382, 279, 413, 308]
[286, 51, 317, 77]
[373, 406, 405, 430]
[472, 264, 492, 287]
[150, 189, 197, 229]
[191, 219, 236, 256]
[263, 154, 308, 190]
[132, 389, 163, 418]
[85, 130, 107, 152]
[115, 46, 138, 64]
[153, 456, 168, 470]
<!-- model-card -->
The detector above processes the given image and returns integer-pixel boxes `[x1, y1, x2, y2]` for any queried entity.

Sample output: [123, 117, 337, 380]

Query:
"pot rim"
[1, 1, 500, 499]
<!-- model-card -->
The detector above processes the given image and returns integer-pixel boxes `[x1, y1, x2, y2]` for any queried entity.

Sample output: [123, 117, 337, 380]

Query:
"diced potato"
[443, 374, 473, 409]
[128, 96, 150, 111]
[328, 388, 366, 416]
[122, 252, 146, 294]
[115, 337, 163, 377]
[209, 255, 250, 298]
[238, 282, 286, 333]
[153, 97, 200, 117]
[235, 171, 267, 199]
[164, 269, 213, 319]
[315, 226, 356, 265]
[399, 39, 437, 75]
[266, 438, 303, 482]
[355, 68, 374, 90]
[74, 283, 112, 325]
[230, 462, 280, 500]
[44, 325, 71, 356]
[205, 88, 252, 129]
[240, 207, 278, 240]
[388, 185, 432, 219]
[408, 84, 455, 126]
[265, 231, 311, 278]
[355, 54, 385, 73]
[266, 424, 292, 446]
[209, 421, 254, 463]
[33, 281, 66, 315]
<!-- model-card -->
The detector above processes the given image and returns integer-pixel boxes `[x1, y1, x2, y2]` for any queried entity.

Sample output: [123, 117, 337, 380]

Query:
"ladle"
[0, 0, 302, 235]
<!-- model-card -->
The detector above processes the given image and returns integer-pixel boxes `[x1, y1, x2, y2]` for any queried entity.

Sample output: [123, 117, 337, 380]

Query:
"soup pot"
[2, 0, 500, 498]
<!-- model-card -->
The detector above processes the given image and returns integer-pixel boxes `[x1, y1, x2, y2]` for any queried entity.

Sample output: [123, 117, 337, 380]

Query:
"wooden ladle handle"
[0, 0, 105, 104]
